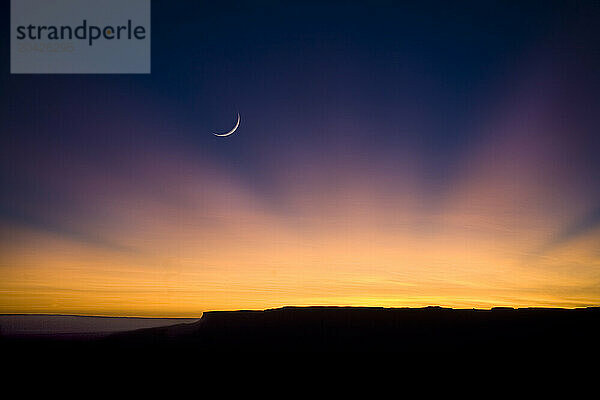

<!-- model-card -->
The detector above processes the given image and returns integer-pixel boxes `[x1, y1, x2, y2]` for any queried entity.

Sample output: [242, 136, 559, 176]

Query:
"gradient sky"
[1, 1, 599, 316]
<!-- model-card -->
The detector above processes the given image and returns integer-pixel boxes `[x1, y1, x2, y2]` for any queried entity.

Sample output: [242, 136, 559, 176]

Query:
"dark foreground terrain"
[2, 307, 599, 354]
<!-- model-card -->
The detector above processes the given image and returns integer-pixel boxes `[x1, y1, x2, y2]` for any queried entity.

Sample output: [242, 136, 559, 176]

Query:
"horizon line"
[2, 304, 600, 319]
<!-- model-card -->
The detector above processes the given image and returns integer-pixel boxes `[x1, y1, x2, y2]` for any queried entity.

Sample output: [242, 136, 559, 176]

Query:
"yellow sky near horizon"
[1, 162, 598, 317]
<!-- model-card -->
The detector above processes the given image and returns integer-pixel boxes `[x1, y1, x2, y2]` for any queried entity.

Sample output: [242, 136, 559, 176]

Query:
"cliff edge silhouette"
[104, 306, 600, 352]
[3, 307, 599, 353]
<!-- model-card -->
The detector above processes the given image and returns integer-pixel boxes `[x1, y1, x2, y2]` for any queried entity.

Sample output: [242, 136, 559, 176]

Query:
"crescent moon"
[213, 113, 240, 137]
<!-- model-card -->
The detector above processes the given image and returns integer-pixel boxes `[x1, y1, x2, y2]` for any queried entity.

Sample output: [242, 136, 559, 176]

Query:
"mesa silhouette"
[5, 306, 597, 353]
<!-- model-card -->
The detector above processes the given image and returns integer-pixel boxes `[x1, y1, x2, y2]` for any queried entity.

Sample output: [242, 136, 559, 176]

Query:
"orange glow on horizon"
[1, 144, 598, 316]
